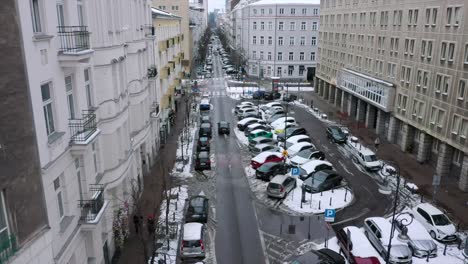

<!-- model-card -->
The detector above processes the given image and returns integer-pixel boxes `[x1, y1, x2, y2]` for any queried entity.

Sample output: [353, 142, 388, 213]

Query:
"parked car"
[217, 121, 230, 135]
[195, 151, 211, 170]
[226, 68, 238, 74]
[336, 226, 382, 264]
[235, 104, 255, 115]
[302, 170, 343, 193]
[242, 112, 261, 119]
[411, 203, 458, 242]
[270, 116, 296, 128]
[264, 92, 274, 100]
[248, 129, 273, 142]
[199, 123, 212, 138]
[273, 122, 297, 135]
[251, 151, 284, 169]
[363, 217, 412, 264]
[251, 143, 281, 157]
[287, 142, 315, 157]
[196, 136, 210, 151]
[283, 135, 312, 149]
[249, 137, 277, 151]
[185, 195, 209, 223]
[288, 248, 346, 264]
[180, 223, 206, 259]
[326, 125, 347, 143]
[267, 175, 296, 198]
[392, 212, 437, 258]
[237, 117, 263, 131]
[256, 162, 290, 181]
[283, 94, 298, 102]
[290, 149, 326, 166]
[267, 113, 286, 124]
[299, 160, 334, 181]
[347, 137, 382, 171]
[253, 90, 265, 99]
[200, 115, 211, 124]
[261, 102, 283, 111]
[238, 108, 259, 120]
[277, 127, 307, 142]
[244, 123, 267, 136]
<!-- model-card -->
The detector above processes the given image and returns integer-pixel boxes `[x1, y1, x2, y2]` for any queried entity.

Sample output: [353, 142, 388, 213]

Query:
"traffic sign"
[291, 167, 300, 176]
[282, 150, 288, 156]
[324, 209, 336, 222]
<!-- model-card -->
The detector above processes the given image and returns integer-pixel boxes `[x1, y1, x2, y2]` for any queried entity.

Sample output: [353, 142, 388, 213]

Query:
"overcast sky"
[208, 0, 224, 12]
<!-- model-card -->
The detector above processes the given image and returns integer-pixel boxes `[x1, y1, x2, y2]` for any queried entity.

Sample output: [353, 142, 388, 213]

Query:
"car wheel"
[408, 245, 414, 257]
[430, 231, 437, 239]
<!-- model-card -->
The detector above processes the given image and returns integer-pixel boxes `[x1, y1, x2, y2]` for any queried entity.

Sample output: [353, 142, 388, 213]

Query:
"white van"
[347, 136, 382, 171]
[180, 223, 206, 259]
[199, 99, 210, 111]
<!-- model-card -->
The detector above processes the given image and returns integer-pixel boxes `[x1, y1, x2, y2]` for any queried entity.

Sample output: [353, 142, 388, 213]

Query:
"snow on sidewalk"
[172, 125, 197, 178]
[234, 127, 250, 146]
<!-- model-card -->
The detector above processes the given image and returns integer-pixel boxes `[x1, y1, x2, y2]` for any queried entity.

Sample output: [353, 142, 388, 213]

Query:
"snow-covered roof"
[414, 203, 444, 215]
[238, 117, 260, 125]
[366, 217, 406, 246]
[301, 160, 333, 174]
[397, 212, 433, 241]
[271, 116, 295, 126]
[252, 151, 282, 162]
[343, 226, 381, 258]
[288, 142, 313, 151]
[250, 0, 320, 6]
[251, 129, 267, 134]
[183, 223, 203, 240]
[247, 123, 263, 129]
[286, 134, 310, 143]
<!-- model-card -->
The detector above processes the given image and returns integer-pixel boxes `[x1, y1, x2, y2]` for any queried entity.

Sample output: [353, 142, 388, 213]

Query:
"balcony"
[78, 185, 106, 223]
[0, 235, 17, 263]
[57, 26, 93, 65]
[143, 24, 155, 37]
[69, 110, 99, 145]
[147, 65, 158, 78]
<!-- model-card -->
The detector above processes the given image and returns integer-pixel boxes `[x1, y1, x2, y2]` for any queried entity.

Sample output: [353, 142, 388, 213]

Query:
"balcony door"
[56, 1, 65, 28]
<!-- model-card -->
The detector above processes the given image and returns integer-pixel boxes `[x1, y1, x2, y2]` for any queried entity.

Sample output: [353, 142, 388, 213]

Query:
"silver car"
[364, 217, 413, 264]
[267, 175, 296, 199]
[251, 143, 281, 156]
[180, 223, 206, 259]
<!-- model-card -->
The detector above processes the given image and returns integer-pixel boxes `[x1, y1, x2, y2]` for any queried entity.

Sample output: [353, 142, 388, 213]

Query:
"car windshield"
[258, 162, 276, 172]
[305, 171, 328, 185]
[286, 128, 300, 136]
[183, 240, 201, 247]
[297, 149, 313, 158]
[199, 137, 208, 142]
[198, 152, 209, 158]
[219, 122, 228, 127]
[432, 214, 451, 226]
[201, 123, 211, 128]
[364, 154, 378, 162]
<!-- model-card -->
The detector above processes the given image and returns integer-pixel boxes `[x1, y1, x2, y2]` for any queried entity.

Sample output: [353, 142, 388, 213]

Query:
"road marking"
[338, 160, 353, 176]
[331, 208, 371, 226]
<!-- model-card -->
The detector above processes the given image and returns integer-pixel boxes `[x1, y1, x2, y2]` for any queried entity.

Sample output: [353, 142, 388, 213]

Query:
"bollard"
[420, 194, 423, 203]
[280, 223, 283, 235]
[332, 188, 334, 193]
[344, 188, 348, 202]
[443, 244, 447, 256]
[321, 191, 323, 196]
[329, 197, 332, 206]
[173, 212, 175, 221]
[318, 200, 321, 210]
[426, 251, 430, 262]
[175, 200, 178, 210]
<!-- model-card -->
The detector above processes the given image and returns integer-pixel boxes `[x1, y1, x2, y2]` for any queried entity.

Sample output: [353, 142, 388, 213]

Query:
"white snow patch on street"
[172, 126, 197, 178]
[234, 127, 249, 146]
[282, 179, 354, 214]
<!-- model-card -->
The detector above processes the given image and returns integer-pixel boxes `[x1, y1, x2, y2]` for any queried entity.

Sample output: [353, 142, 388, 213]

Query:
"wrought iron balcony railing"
[0, 234, 17, 263]
[57, 26, 90, 53]
[69, 110, 97, 143]
[78, 184, 105, 223]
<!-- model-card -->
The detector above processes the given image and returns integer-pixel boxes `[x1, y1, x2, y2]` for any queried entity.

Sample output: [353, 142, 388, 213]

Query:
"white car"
[298, 160, 334, 180]
[347, 136, 382, 171]
[412, 203, 458, 242]
[290, 149, 326, 166]
[272, 122, 297, 134]
[270, 116, 296, 128]
[283, 135, 312, 149]
[261, 102, 282, 111]
[287, 142, 314, 157]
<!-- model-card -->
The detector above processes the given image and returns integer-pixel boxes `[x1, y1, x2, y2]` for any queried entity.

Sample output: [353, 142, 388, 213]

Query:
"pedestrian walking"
[147, 214, 155, 235]
[133, 214, 140, 234]
[374, 137, 380, 151]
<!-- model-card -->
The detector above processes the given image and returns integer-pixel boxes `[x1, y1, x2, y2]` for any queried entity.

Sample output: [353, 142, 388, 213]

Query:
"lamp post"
[383, 160, 402, 264]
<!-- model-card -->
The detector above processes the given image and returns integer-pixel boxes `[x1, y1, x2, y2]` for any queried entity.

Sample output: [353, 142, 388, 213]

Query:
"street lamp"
[384, 160, 403, 264]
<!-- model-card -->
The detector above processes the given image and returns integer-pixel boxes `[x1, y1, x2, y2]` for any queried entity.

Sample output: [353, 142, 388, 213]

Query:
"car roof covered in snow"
[287, 142, 313, 151]
[365, 217, 405, 246]
[270, 174, 289, 184]
[238, 117, 260, 125]
[247, 123, 264, 129]
[397, 211, 433, 240]
[183, 222, 203, 240]
[286, 134, 310, 143]
[271, 116, 295, 126]
[251, 129, 267, 134]
[342, 226, 381, 259]
[301, 160, 333, 174]
[252, 151, 282, 162]
[414, 203, 444, 215]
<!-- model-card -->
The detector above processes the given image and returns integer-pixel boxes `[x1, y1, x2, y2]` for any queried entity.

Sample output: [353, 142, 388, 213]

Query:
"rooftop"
[250, 0, 320, 6]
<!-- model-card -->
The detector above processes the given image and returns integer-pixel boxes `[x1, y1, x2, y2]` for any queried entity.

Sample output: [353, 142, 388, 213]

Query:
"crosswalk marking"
[207, 91, 227, 97]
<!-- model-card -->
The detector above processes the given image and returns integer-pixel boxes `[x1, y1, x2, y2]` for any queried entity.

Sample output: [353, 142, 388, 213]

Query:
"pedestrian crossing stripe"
[206, 91, 227, 97]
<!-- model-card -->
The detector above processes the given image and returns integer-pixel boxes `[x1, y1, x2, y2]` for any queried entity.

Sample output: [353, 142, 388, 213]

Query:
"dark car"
[288, 248, 346, 264]
[302, 170, 343, 193]
[283, 94, 298, 102]
[253, 90, 265, 99]
[218, 121, 230, 135]
[185, 195, 209, 223]
[200, 115, 211, 124]
[199, 123, 212, 138]
[256, 162, 290, 181]
[326, 126, 347, 143]
[197, 136, 210, 151]
[278, 127, 307, 141]
[264, 92, 274, 100]
[195, 151, 211, 170]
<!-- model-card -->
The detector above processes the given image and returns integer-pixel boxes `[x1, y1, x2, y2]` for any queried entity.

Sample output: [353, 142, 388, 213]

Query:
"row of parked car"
[336, 202, 461, 264]
[234, 100, 347, 199]
[180, 193, 210, 260]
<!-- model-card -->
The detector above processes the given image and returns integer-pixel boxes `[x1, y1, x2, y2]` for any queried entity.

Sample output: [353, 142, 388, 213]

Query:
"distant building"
[317, 0, 468, 191]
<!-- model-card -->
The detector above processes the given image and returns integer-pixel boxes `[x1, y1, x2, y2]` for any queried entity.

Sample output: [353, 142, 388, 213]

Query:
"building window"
[289, 36, 295, 45]
[41, 82, 55, 136]
[277, 52, 283, 61]
[260, 22, 265, 30]
[448, 42, 455, 62]
[84, 69, 93, 107]
[300, 36, 305, 46]
[299, 52, 305, 60]
[54, 177, 64, 219]
[253, 22, 257, 30]
[301, 22, 306, 30]
[299, 66, 305, 76]
[65, 76, 75, 119]
[261, 9, 265, 15]
[260, 36, 264, 45]
[268, 36, 272, 45]
[313, 8, 318, 15]
[253, 9, 257, 15]
[268, 22, 273, 30]
[277, 67, 282, 76]
[0, 191, 10, 243]
[311, 37, 316, 46]
[279, 22, 284, 30]
[260, 51, 264, 60]
[288, 66, 294, 76]
[252, 51, 257, 59]
[457, 79, 466, 100]
[302, 8, 307, 15]
[252, 36, 257, 45]
[31, 0, 43, 33]
[279, 8, 284, 15]
[288, 52, 294, 60]
[92, 142, 98, 173]
[312, 22, 318, 30]
[291, 8, 295, 15]
[430, 107, 445, 128]
[278, 36, 283, 46]
[310, 52, 316, 61]
[269, 8, 273, 14]
[432, 8, 438, 25]
[267, 52, 272, 60]
[289, 22, 295, 30]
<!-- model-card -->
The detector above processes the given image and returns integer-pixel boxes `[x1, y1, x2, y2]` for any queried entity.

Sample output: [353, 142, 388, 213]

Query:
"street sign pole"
[432, 174, 441, 203]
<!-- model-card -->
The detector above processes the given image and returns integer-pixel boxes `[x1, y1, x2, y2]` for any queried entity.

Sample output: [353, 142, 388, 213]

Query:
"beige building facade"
[316, 0, 468, 191]
[152, 0, 192, 73]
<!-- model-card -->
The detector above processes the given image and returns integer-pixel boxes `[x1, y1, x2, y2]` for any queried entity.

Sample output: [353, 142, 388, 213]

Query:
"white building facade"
[190, 4, 207, 59]
[229, 0, 320, 80]
[12, 0, 158, 263]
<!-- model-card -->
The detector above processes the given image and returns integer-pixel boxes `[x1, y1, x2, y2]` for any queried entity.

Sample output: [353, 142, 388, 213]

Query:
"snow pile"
[234, 127, 250, 146]
[172, 125, 197, 178]
[151, 186, 188, 264]
[282, 179, 354, 214]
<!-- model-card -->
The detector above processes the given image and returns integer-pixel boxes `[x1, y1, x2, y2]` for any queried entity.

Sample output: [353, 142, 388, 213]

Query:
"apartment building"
[190, 2, 208, 59]
[230, 0, 320, 80]
[317, 0, 468, 191]
[152, 0, 192, 74]
[6, 0, 157, 263]
[152, 8, 184, 139]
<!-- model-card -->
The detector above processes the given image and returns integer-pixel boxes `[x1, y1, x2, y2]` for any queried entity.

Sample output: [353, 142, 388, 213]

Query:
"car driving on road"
[326, 125, 347, 143]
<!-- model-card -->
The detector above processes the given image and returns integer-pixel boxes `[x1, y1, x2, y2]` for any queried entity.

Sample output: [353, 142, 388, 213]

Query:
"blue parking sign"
[291, 167, 300, 176]
[324, 209, 336, 222]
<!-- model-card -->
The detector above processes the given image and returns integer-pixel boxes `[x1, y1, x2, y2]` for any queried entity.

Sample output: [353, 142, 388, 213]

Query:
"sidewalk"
[113, 98, 189, 263]
[299, 91, 468, 229]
